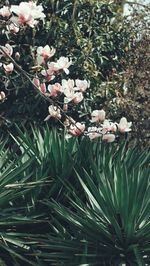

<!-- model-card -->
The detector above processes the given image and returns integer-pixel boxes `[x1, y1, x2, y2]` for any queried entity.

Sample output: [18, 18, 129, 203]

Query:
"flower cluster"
[0, 2, 45, 31]
[0, 2, 132, 142]
[87, 114, 132, 142]
[0, 44, 14, 73]
[33, 45, 89, 109]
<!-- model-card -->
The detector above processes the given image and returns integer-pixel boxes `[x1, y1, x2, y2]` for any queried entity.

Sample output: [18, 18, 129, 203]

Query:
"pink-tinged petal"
[33, 78, 46, 94]
[101, 120, 117, 133]
[37, 45, 56, 59]
[75, 79, 90, 92]
[102, 134, 115, 143]
[44, 115, 51, 121]
[37, 55, 45, 65]
[44, 45, 50, 54]
[0, 91, 6, 101]
[64, 68, 69, 75]
[37, 47, 43, 54]
[0, 6, 11, 17]
[69, 122, 85, 136]
[3, 63, 14, 73]
[73, 92, 83, 104]
[48, 83, 62, 97]
[40, 83, 46, 93]
[118, 117, 132, 133]
[48, 105, 61, 119]
[91, 109, 106, 123]
[87, 127, 102, 140]
[63, 103, 68, 112]
[33, 78, 40, 87]
[10, 2, 45, 27]
[111, 123, 117, 132]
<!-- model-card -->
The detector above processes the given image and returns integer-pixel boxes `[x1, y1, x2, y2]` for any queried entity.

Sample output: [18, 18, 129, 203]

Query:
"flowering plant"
[0, 1, 132, 142]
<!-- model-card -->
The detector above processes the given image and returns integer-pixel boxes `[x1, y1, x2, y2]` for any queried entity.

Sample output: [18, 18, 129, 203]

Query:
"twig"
[0, 45, 84, 134]
[125, 1, 150, 10]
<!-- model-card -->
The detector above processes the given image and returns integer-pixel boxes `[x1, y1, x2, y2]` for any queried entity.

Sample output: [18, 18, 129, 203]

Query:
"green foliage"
[43, 141, 150, 265]
[0, 128, 149, 265]
[0, 127, 78, 265]
[0, 0, 129, 131]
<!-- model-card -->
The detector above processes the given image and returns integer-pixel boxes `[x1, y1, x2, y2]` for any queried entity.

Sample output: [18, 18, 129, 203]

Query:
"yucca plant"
[0, 129, 150, 265]
[0, 136, 52, 265]
[41, 141, 150, 265]
[9, 125, 79, 200]
[0, 127, 79, 265]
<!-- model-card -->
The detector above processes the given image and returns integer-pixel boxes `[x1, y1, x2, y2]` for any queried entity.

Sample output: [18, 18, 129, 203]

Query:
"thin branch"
[125, 1, 150, 10]
[71, 0, 78, 21]
[0, 46, 84, 134]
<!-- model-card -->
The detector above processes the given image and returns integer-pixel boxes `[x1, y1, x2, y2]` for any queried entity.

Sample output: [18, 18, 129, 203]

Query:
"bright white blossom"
[0, 44, 13, 58]
[118, 117, 132, 133]
[0, 6, 11, 17]
[101, 120, 117, 134]
[41, 63, 55, 81]
[62, 79, 75, 102]
[72, 92, 83, 104]
[37, 45, 56, 59]
[37, 45, 55, 64]
[7, 23, 19, 33]
[0, 91, 6, 101]
[54, 57, 72, 74]
[91, 109, 106, 123]
[87, 127, 102, 140]
[62, 79, 74, 91]
[48, 105, 61, 119]
[75, 79, 90, 92]
[69, 122, 85, 136]
[3, 63, 14, 73]
[10, 2, 45, 28]
[48, 83, 62, 97]
[102, 134, 116, 143]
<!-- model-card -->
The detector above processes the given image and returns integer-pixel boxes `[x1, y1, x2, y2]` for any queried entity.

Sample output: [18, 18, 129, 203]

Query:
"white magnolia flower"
[62, 79, 75, 102]
[101, 120, 117, 134]
[87, 127, 102, 139]
[48, 105, 61, 118]
[75, 79, 90, 92]
[37, 45, 56, 59]
[54, 57, 72, 74]
[0, 6, 11, 17]
[118, 117, 132, 133]
[91, 109, 106, 123]
[102, 134, 115, 143]
[3, 63, 14, 73]
[72, 92, 83, 104]
[69, 122, 85, 136]
[10, 2, 45, 27]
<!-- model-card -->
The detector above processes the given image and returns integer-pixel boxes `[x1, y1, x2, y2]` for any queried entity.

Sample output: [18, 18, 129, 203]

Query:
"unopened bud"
[0, 91, 6, 101]
[63, 103, 68, 112]
[15, 52, 20, 61]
